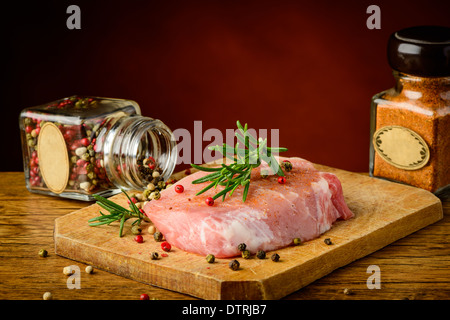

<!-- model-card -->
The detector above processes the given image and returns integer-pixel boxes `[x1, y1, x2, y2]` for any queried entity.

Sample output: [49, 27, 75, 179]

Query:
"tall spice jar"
[19, 96, 177, 201]
[370, 26, 450, 195]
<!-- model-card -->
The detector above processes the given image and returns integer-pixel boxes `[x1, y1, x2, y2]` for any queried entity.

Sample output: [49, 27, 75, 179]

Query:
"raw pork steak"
[143, 157, 353, 258]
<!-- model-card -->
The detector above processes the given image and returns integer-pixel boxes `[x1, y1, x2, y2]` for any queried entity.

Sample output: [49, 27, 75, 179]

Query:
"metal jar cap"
[387, 25, 450, 77]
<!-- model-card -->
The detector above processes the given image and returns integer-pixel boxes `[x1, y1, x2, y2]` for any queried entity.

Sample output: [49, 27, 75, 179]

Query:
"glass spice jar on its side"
[19, 95, 177, 201]
[369, 26, 450, 195]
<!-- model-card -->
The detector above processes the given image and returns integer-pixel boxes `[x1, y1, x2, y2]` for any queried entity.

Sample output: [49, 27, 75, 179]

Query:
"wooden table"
[1, 172, 449, 300]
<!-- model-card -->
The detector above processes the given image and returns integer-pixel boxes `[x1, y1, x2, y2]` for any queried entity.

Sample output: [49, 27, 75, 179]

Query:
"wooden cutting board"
[54, 164, 443, 299]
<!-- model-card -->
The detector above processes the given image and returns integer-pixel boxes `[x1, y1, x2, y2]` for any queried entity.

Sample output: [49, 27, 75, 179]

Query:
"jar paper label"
[373, 125, 430, 170]
[37, 122, 69, 193]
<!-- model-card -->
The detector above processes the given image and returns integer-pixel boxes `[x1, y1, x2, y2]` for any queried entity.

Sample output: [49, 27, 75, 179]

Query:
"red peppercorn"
[134, 235, 144, 243]
[25, 125, 33, 134]
[80, 138, 90, 147]
[161, 241, 172, 252]
[175, 185, 184, 193]
[278, 176, 286, 184]
[205, 197, 214, 206]
[76, 159, 87, 167]
[140, 294, 149, 300]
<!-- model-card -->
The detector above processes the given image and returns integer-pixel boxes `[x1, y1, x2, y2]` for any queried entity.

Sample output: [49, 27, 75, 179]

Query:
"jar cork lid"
[387, 25, 450, 77]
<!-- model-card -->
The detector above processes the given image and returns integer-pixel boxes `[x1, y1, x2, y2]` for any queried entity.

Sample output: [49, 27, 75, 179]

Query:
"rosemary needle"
[191, 121, 288, 202]
[88, 189, 143, 237]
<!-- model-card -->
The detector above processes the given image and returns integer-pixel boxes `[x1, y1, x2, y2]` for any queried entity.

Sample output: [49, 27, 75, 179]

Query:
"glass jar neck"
[393, 71, 450, 99]
[102, 115, 177, 190]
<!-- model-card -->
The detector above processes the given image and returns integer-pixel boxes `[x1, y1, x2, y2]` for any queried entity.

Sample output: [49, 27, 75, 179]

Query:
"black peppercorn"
[151, 252, 159, 260]
[256, 250, 266, 259]
[271, 253, 280, 262]
[324, 238, 333, 245]
[229, 259, 240, 271]
[237, 243, 246, 252]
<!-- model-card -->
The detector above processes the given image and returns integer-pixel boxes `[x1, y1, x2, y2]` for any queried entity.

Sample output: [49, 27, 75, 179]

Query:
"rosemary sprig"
[191, 121, 288, 202]
[88, 189, 143, 237]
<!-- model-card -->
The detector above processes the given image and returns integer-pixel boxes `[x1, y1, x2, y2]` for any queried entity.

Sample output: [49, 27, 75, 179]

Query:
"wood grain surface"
[54, 165, 442, 299]
[1, 171, 449, 300]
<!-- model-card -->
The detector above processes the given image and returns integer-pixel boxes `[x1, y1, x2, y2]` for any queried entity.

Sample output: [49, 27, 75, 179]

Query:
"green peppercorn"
[271, 253, 280, 262]
[153, 231, 163, 242]
[24, 118, 32, 126]
[237, 243, 247, 252]
[241, 249, 251, 259]
[142, 189, 152, 200]
[293, 238, 302, 246]
[281, 161, 293, 172]
[151, 252, 159, 260]
[87, 171, 96, 180]
[39, 249, 48, 258]
[206, 254, 215, 263]
[324, 238, 333, 245]
[157, 181, 166, 190]
[256, 250, 266, 259]
[229, 259, 240, 271]
[150, 190, 161, 200]
[27, 139, 36, 147]
[131, 225, 142, 235]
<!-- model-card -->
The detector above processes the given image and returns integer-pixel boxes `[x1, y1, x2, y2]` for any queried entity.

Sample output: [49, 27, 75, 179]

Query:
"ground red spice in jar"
[370, 26, 450, 194]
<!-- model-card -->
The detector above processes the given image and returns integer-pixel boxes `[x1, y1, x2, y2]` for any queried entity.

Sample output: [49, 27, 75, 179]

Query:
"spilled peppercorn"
[229, 259, 240, 271]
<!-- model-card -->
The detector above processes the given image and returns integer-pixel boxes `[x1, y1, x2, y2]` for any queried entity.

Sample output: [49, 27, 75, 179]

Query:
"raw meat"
[143, 157, 353, 258]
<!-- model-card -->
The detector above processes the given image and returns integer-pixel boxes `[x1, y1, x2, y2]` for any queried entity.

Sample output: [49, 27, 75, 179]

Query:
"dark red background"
[3, 0, 449, 172]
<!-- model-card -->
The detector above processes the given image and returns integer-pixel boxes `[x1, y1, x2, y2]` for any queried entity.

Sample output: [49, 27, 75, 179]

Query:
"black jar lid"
[387, 25, 450, 77]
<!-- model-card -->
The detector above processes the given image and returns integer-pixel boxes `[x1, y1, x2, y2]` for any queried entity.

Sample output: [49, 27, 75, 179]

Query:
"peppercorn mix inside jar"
[369, 26, 450, 195]
[19, 96, 177, 201]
